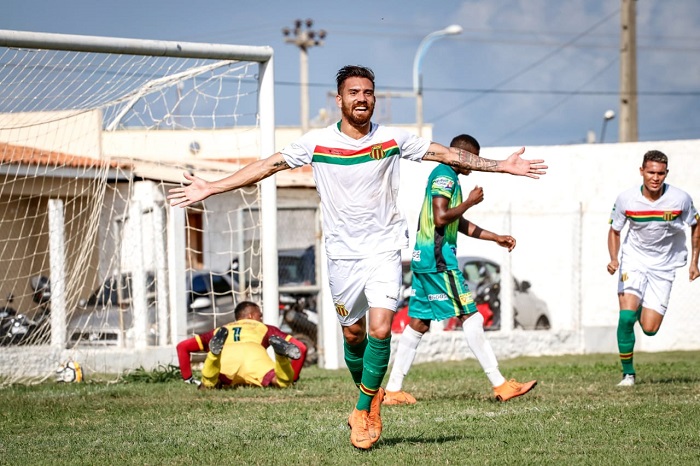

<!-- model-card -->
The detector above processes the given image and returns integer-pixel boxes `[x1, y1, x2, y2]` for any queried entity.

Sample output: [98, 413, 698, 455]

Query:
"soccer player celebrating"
[608, 150, 699, 386]
[168, 65, 547, 450]
[384, 134, 536, 406]
[176, 301, 306, 388]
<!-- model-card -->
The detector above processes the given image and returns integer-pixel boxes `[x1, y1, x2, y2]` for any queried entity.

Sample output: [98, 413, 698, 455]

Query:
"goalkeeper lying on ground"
[176, 301, 307, 388]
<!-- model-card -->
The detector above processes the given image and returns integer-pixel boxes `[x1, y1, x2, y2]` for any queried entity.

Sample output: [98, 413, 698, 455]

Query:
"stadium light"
[413, 25, 463, 136]
[600, 109, 616, 143]
[283, 19, 327, 134]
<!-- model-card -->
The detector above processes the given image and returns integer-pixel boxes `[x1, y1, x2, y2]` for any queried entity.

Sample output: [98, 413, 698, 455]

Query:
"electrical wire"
[490, 56, 619, 144]
[429, 8, 621, 124]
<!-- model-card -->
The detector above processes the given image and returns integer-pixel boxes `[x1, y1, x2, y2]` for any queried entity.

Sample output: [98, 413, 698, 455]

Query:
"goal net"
[0, 30, 277, 385]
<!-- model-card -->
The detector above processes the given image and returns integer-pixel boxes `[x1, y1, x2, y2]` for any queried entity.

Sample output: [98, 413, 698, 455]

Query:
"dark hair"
[449, 134, 480, 153]
[642, 150, 668, 167]
[234, 301, 260, 320]
[336, 65, 375, 93]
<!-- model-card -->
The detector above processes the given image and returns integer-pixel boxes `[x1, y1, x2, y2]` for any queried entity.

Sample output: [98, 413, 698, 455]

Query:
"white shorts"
[617, 264, 675, 316]
[327, 250, 402, 326]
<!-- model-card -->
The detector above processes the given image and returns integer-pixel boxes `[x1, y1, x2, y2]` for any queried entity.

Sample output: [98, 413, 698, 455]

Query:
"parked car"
[67, 270, 237, 346]
[394, 256, 551, 331]
[457, 256, 551, 330]
[278, 246, 316, 287]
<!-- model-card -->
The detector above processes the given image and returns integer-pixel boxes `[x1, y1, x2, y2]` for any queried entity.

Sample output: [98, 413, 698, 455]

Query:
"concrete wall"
[398, 139, 700, 358]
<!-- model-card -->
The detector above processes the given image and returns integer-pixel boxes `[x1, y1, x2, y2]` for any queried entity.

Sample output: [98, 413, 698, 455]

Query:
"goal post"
[0, 29, 278, 384]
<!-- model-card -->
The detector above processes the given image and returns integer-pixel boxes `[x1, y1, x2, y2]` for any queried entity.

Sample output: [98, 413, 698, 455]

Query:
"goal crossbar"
[0, 29, 273, 62]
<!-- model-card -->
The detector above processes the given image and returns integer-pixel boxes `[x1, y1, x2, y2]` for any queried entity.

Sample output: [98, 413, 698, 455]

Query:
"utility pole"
[619, 0, 638, 142]
[282, 19, 326, 134]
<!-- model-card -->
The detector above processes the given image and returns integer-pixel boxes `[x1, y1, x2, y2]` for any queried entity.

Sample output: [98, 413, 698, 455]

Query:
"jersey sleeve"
[609, 194, 627, 231]
[280, 131, 318, 168]
[681, 195, 699, 226]
[397, 131, 431, 162]
[176, 333, 210, 380]
[430, 167, 457, 200]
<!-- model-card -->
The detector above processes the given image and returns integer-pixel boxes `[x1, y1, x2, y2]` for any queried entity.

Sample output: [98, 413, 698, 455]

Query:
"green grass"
[1, 352, 700, 465]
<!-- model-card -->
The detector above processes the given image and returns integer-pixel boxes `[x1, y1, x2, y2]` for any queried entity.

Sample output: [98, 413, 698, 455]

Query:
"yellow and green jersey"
[411, 164, 462, 273]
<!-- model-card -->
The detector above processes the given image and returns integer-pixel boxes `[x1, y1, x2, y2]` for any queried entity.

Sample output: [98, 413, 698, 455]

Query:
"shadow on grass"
[377, 434, 467, 448]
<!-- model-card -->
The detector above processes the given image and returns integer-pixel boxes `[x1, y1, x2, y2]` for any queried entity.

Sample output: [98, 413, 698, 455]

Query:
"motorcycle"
[0, 276, 52, 346]
[0, 289, 48, 346]
[279, 292, 318, 366]
[0, 294, 19, 343]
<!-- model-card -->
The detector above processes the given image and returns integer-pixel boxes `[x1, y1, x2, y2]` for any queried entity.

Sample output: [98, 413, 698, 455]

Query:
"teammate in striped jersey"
[607, 150, 699, 386]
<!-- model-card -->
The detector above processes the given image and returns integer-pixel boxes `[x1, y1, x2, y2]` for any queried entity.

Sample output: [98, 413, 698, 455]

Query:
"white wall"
[398, 139, 700, 355]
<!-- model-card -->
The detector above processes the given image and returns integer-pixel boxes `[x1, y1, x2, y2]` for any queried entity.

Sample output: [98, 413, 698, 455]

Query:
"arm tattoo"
[450, 149, 499, 172]
[272, 160, 290, 170]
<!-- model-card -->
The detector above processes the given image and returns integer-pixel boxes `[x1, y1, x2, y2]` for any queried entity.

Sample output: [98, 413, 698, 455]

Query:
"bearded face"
[337, 77, 375, 128]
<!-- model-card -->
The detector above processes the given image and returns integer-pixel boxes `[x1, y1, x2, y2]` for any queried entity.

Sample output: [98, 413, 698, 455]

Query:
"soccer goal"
[0, 29, 279, 385]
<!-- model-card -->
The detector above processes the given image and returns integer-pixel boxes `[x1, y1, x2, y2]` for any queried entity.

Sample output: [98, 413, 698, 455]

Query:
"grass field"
[1, 351, 700, 465]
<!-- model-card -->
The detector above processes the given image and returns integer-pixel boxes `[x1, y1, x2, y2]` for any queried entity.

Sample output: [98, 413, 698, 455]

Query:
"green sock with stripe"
[356, 335, 391, 411]
[617, 309, 639, 375]
[344, 337, 367, 387]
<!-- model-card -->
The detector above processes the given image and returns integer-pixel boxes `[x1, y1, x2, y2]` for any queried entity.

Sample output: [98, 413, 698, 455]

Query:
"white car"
[458, 256, 551, 331]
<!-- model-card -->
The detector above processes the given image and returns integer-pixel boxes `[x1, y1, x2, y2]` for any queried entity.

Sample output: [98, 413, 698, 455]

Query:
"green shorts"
[408, 270, 477, 321]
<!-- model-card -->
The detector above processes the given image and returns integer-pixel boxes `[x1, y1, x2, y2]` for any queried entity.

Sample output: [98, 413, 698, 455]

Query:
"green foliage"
[1, 352, 700, 465]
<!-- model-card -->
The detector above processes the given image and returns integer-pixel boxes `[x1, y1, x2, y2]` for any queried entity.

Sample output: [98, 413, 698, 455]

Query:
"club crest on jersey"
[412, 250, 421, 261]
[663, 211, 674, 221]
[370, 144, 386, 160]
[335, 303, 349, 317]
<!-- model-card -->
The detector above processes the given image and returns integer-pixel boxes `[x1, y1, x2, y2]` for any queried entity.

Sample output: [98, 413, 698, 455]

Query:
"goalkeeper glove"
[184, 376, 201, 387]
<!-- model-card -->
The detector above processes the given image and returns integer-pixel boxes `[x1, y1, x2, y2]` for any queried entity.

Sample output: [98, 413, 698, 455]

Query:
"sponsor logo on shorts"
[412, 250, 421, 261]
[621, 272, 628, 282]
[335, 303, 349, 317]
[370, 144, 386, 160]
[459, 293, 474, 305]
[432, 176, 454, 190]
[385, 295, 398, 302]
[428, 293, 449, 301]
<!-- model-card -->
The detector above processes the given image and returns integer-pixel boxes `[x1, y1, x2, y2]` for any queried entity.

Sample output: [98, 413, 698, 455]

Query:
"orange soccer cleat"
[493, 379, 537, 402]
[368, 387, 385, 443]
[382, 389, 417, 406]
[348, 408, 372, 450]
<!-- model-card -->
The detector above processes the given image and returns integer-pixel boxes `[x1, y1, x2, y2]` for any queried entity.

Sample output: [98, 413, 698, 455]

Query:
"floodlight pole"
[283, 19, 326, 134]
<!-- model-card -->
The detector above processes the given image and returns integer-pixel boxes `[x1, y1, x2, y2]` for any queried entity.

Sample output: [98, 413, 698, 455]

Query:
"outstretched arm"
[422, 142, 547, 179]
[607, 227, 621, 275]
[167, 152, 291, 207]
[690, 222, 699, 281]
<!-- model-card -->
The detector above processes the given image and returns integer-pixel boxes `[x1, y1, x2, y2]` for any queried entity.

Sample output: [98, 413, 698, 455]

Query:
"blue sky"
[3, 0, 699, 147]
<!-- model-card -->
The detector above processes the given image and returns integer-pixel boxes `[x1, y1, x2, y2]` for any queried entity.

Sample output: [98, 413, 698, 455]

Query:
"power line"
[274, 80, 700, 97]
[429, 8, 622, 124]
[490, 56, 619, 145]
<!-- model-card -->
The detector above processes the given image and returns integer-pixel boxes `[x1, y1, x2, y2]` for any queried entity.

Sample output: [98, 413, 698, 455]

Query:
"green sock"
[356, 335, 391, 412]
[344, 337, 367, 387]
[617, 309, 639, 375]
